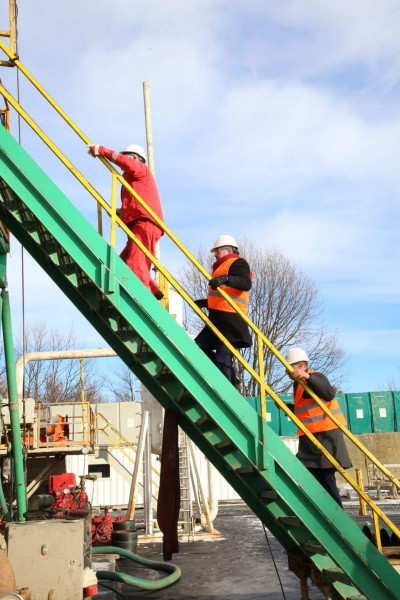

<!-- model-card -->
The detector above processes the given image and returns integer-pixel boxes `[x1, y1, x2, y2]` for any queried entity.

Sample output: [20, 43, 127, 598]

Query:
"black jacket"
[195, 255, 252, 349]
[290, 372, 352, 470]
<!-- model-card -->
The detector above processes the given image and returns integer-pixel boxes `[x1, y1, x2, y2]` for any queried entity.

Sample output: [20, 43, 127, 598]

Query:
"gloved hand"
[194, 299, 207, 309]
[209, 275, 229, 290]
[87, 144, 101, 157]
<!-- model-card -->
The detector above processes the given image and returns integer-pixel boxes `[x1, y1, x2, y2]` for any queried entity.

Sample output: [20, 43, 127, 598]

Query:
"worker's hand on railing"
[209, 275, 229, 289]
[87, 143, 100, 157]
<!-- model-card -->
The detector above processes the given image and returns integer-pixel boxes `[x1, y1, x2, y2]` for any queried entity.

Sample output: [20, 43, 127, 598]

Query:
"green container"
[245, 396, 280, 434]
[336, 393, 349, 425]
[346, 393, 372, 434]
[393, 392, 400, 432]
[370, 392, 395, 433]
[279, 394, 297, 437]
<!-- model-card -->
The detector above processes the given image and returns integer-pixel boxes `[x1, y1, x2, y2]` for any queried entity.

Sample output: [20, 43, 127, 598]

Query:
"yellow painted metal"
[9, 0, 15, 56]
[110, 173, 117, 249]
[0, 1, 16, 67]
[97, 204, 103, 236]
[94, 412, 160, 492]
[258, 334, 267, 423]
[3, 44, 400, 540]
[356, 468, 367, 516]
[373, 511, 382, 553]
[257, 333, 268, 468]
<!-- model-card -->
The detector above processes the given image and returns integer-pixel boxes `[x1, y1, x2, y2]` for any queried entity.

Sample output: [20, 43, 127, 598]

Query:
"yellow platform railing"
[94, 412, 160, 495]
[0, 41, 398, 548]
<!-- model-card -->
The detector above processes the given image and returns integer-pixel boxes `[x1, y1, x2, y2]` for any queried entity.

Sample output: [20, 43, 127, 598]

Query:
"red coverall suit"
[93, 146, 164, 296]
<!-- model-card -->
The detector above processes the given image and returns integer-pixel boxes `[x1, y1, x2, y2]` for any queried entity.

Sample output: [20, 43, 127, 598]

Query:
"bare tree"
[179, 238, 347, 396]
[0, 322, 107, 403]
[104, 362, 141, 402]
[387, 371, 400, 392]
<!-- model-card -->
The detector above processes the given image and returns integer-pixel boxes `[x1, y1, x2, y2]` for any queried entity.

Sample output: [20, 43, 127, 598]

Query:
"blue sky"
[0, 1, 399, 393]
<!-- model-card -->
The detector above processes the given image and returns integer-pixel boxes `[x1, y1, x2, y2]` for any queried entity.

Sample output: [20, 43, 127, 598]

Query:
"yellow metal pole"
[356, 468, 367, 516]
[9, 0, 15, 55]
[257, 333, 268, 469]
[97, 205, 103, 236]
[0, 1, 16, 67]
[373, 511, 382, 553]
[110, 173, 117, 249]
[143, 82, 155, 176]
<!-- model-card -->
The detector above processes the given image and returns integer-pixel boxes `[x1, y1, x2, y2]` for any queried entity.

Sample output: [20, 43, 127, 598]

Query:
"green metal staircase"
[0, 124, 399, 600]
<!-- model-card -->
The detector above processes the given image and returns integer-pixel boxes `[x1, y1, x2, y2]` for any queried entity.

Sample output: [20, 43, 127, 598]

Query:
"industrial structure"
[1, 3, 400, 599]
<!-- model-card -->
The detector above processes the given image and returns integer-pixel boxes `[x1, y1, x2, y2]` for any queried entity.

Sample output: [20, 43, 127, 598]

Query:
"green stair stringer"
[0, 124, 398, 600]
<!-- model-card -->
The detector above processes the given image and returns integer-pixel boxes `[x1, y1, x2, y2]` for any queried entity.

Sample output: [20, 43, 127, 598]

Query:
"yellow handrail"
[1, 42, 398, 544]
[94, 412, 160, 490]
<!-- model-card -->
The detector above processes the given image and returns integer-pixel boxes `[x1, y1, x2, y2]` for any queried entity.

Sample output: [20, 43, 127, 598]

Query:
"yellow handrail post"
[0, 1, 16, 67]
[97, 203, 103, 236]
[107, 172, 117, 294]
[257, 333, 268, 469]
[373, 511, 382, 553]
[356, 468, 367, 516]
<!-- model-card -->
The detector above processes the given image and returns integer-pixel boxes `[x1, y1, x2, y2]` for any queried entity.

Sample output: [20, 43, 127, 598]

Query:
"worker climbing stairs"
[0, 42, 400, 599]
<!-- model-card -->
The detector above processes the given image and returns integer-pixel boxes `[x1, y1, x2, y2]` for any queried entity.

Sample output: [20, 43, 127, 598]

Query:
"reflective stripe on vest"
[294, 371, 347, 436]
[207, 256, 251, 315]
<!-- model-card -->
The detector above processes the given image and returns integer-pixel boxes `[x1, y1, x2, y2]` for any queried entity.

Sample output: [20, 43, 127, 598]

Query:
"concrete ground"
[92, 503, 326, 600]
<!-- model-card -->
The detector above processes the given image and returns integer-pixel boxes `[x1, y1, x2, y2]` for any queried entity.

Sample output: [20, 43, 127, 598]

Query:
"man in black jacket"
[285, 347, 351, 507]
[194, 235, 252, 388]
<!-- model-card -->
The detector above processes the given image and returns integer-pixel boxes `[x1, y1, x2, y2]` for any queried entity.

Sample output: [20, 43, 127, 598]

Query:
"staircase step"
[301, 542, 325, 554]
[278, 516, 301, 528]
[235, 466, 254, 474]
[259, 490, 278, 500]
[322, 567, 351, 585]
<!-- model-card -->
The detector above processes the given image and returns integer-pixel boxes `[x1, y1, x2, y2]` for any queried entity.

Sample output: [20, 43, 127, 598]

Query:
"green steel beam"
[2, 288, 26, 520]
[0, 123, 399, 598]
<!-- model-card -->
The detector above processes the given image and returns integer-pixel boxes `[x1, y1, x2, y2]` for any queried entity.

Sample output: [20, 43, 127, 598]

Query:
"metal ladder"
[178, 429, 194, 539]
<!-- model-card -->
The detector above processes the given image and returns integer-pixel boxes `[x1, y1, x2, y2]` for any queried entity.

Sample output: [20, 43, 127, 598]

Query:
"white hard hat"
[210, 235, 239, 252]
[120, 144, 147, 162]
[285, 348, 309, 364]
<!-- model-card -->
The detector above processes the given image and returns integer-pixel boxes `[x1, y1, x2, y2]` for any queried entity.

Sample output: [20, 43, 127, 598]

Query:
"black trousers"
[195, 327, 237, 387]
[307, 467, 343, 508]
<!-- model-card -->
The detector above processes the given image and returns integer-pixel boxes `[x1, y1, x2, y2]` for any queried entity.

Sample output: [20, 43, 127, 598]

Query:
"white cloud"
[1, 0, 399, 392]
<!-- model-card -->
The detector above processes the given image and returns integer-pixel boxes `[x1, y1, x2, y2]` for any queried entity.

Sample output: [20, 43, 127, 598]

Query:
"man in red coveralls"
[88, 143, 164, 300]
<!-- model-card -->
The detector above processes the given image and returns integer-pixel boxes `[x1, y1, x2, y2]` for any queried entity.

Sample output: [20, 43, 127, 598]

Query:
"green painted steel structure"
[0, 124, 399, 599]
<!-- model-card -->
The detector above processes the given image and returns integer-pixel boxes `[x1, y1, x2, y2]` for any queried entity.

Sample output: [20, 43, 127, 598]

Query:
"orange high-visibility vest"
[207, 257, 251, 314]
[294, 371, 347, 436]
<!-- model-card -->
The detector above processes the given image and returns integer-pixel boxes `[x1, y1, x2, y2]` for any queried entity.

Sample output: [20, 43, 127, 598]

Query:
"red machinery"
[48, 473, 125, 544]
[49, 473, 93, 515]
[92, 506, 124, 544]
